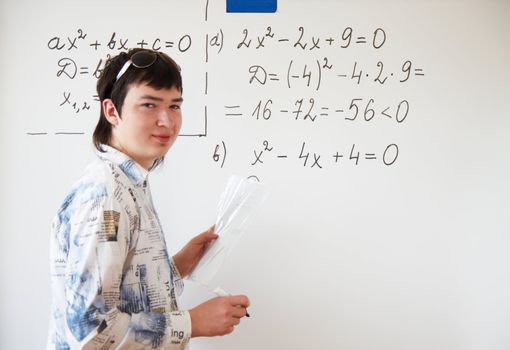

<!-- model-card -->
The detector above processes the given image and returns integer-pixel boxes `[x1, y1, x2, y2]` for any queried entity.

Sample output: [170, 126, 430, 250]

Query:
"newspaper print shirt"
[48, 144, 191, 350]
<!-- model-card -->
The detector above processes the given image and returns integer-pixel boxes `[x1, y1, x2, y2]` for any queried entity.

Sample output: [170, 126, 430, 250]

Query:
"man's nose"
[157, 110, 172, 127]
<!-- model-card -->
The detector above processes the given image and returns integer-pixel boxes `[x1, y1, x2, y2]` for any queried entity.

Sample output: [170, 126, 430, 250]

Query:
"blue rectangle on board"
[227, 0, 277, 13]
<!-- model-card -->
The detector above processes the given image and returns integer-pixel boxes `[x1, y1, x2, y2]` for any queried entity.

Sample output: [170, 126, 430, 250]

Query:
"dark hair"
[93, 48, 183, 157]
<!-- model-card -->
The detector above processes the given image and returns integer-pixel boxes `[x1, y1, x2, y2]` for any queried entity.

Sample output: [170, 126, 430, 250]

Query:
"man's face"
[111, 82, 183, 169]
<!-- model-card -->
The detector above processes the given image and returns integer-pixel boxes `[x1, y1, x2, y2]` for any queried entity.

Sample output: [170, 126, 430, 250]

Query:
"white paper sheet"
[189, 175, 268, 286]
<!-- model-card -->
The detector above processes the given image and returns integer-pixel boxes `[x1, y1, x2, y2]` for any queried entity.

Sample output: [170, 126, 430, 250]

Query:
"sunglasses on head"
[115, 50, 179, 81]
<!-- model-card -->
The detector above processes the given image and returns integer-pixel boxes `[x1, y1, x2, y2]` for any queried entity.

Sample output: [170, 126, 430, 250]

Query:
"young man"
[48, 48, 249, 349]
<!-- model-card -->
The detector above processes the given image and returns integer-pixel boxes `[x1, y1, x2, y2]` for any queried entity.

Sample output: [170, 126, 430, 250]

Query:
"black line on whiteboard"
[205, 71, 208, 95]
[247, 175, 260, 182]
[55, 132, 85, 135]
[205, 34, 209, 63]
[204, 105, 208, 136]
[205, 0, 209, 21]
[179, 133, 205, 137]
[27, 132, 48, 136]
[179, 107, 207, 137]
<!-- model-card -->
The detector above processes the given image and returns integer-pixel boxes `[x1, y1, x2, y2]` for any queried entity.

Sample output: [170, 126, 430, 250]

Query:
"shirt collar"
[96, 144, 149, 187]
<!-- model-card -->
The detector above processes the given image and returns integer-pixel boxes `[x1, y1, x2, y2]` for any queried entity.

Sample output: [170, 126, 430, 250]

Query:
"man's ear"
[102, 99, 120, 126]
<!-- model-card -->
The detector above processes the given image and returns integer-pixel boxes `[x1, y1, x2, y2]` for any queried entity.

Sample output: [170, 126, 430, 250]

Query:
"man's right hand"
[189, 295, 250, 337]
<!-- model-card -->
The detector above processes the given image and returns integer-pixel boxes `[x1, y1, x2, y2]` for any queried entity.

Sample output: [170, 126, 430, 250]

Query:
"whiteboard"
[1, 0, 509, 349]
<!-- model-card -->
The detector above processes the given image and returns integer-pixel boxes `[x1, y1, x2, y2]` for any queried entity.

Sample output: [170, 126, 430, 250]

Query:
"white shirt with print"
[48, 145, 191, 350]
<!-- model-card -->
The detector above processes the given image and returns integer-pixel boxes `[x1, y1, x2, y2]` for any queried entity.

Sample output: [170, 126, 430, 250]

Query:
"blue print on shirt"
[66, 269, 102, 341]
[131, 312, 166, 348]
[119, 264, 150, 314]
[119, 160, 144, 185]
[55, 340, 70, 350]
[57, 181, 107, 255]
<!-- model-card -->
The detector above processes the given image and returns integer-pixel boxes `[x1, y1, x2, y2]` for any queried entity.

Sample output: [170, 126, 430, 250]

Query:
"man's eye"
[142, 103, 155, 108]
[171, 105, 181, 110]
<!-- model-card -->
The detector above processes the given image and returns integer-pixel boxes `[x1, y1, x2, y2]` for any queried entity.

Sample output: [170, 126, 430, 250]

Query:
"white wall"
[1, 0, 509, 349]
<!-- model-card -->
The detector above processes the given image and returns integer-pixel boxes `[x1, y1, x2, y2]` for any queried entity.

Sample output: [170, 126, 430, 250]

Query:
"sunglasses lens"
[131, 51, 157, 68]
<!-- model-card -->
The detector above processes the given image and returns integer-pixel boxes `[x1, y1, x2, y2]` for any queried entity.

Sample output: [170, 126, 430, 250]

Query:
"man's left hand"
[173, 226, 218, 278]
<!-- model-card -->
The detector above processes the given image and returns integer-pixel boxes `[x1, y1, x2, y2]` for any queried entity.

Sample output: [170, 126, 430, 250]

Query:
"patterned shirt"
[48, 145, 191, 350]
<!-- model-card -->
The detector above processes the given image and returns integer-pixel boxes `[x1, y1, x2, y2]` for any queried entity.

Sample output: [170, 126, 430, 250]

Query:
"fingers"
[231, 306, 248, 319]
[231, 316, 241, 326]
[228, 295, 250, 309]
[189, 295, 249, 337]
[214, 296, 249, 320]
[194, 226, 218, 243]
[226, 295, 250, 319]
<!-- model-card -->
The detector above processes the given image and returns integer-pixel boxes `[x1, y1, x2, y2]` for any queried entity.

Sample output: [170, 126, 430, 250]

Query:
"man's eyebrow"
[139, 95, 183, 103]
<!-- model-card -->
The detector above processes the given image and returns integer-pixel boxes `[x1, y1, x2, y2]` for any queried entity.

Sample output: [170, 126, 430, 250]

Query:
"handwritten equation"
[226, 98, 410, 123]
[247, 59, 424, 90]
[213, 140, 399, 169]
[211, 26, 389, 53]
[47, 29, 193, 53]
